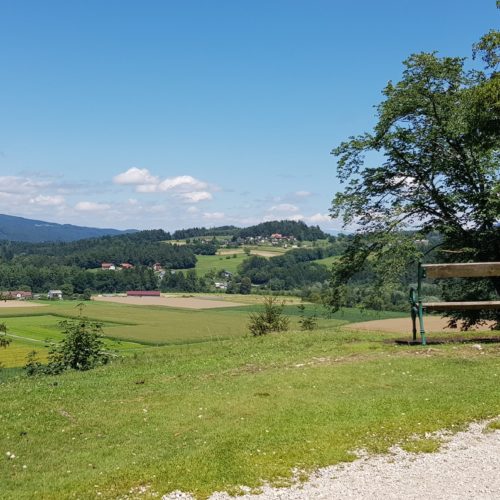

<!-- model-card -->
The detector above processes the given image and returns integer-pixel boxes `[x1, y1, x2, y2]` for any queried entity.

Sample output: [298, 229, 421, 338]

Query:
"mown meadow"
[1, 300, 499, 499]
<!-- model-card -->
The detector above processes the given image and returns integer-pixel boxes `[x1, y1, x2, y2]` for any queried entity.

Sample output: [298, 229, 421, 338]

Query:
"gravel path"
[164, 420, 500, 500]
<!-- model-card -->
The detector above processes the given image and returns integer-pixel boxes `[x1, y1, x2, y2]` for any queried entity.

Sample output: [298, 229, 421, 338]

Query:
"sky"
[0, 1, 497, 232]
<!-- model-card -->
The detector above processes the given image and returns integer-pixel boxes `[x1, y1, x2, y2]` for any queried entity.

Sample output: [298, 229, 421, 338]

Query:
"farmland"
[0, 299, 406, 369]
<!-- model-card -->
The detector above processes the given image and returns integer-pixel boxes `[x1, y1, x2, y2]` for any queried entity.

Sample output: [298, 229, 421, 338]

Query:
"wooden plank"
[422, 262, 500, 279]
[423, 301, 500, 311]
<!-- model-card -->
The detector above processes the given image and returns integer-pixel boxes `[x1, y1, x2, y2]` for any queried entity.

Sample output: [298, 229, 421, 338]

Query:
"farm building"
[1, 290, 32, 300]
[126, 290, 161, 297]
[120, 263, 134, 269]
[47, 290, 63, 300]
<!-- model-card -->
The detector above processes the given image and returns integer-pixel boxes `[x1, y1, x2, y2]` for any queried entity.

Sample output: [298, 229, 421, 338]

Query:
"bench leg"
[411, 306, 417, 342]
[418, 301, 426, 346]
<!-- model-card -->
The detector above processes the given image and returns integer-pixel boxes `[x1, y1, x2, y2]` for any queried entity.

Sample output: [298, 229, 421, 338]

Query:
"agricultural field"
[191, 253, 249, 275]
[0, 299, 406, 369]
[184, 247, 289, 276]
[1, 320, 499, 498]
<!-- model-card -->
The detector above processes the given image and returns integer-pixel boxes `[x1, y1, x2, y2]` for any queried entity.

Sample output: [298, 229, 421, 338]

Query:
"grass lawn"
[1, 325, 499, 499]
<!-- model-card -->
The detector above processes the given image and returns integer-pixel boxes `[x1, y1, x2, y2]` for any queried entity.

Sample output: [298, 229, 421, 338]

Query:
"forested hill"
[172, 221, 328, 240]
[0, 229, 196, 269]
[237, 220, 327, 240]
[0, 214, 136, 243]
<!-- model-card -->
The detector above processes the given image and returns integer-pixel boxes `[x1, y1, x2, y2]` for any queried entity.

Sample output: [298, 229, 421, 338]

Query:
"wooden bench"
[409, 262, 500, 345]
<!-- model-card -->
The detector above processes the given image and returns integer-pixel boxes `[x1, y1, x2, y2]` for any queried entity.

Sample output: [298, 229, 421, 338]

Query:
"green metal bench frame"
[409, 262, 500, 345]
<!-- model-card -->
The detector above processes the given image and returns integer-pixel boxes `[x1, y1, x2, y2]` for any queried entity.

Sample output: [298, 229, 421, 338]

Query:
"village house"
[47, 290, 63, 300]
[101, 262, 116, 270]
[152, 263, 163, 272]
[120, 263, 134, 270]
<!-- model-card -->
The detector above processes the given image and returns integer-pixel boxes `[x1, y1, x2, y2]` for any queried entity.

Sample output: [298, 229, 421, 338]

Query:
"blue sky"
[0, 1, 497, 231]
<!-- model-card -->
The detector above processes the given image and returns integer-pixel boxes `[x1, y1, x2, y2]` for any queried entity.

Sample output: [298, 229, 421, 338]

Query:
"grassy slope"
[193, 254, 248, 275]
[313, 255, 340, 266]
[1, 327, 499, 499]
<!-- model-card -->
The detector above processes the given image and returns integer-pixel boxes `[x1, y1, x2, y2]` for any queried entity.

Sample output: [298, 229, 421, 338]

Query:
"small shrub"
[47, 315, 109, 373]
[248, 296, 290, 336]
[0, 322, 11, 349]
[25, 350, 43, 376]
[297, 304, 318, 331]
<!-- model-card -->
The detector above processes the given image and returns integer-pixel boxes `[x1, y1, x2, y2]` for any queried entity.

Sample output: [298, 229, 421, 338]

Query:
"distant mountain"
[0, 214, 136, 243]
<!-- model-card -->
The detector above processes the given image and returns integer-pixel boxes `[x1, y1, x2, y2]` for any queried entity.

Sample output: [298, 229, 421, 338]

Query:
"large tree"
[328, 30, 500, 328]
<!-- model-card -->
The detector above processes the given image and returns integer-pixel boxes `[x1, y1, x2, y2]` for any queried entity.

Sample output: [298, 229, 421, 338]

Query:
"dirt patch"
[217, 249, 243, 256]
[250, 250, 283, 257]
[345, 316, 494, 333]
[217, 249, 282, 257]
[0, 301, 46, 308]
[93, 295, 245, 310]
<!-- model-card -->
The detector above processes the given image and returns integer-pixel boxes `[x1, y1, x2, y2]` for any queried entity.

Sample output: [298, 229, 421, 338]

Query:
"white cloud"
[295, 190, 312, 197]
[0, 176, 51, 194]
[263, 213, 304, 222]
[159, 175, 207, 191]
[75, 201, 111, 212]
[136, 184, 160, 193]
[269, 203, 299, 213]
[203, 212, 225, 220]
[113, 169, 214, 202]
[113, 167, 159, 186]
[187, 206, 199, 213]
[29, 195, 65, 207]
[307, 213, 331, 223]
[180, 191, 213, 203]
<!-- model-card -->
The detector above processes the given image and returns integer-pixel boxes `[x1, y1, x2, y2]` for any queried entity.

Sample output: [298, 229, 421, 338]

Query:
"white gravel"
[163, 419, 500, 500]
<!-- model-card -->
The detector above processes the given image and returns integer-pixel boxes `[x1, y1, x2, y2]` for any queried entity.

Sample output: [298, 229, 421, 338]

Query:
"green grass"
[486, 420, 500, 431]
[0, 314, 148, 368]
[0, 301, 408, 369]
[191, 253, 248, 275]
[401, 438, 442, 454]
[313, 255, 340, 267]
[1, 327, 499, 499]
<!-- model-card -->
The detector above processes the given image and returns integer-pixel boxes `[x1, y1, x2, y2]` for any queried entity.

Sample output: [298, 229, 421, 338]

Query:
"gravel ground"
[163, 419, 500, 500]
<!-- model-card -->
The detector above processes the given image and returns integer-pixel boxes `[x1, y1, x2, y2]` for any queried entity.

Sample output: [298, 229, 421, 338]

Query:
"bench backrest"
[422, 262, 500, 279]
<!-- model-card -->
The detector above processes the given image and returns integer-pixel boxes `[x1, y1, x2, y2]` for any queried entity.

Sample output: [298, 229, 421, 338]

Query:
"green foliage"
[328, 32, 500, 326]
[46, 314, 109, 373]
[0, 322, 10, 349]
[24, 350, 42, 376]
[297, 304, 318, 331]
[237, 220, 327, 241]
[248, 296, 290, 336]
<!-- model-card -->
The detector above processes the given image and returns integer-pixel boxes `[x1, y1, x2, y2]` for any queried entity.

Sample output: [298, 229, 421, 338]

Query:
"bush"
[46, 316, 109, 374]
[248, 296, 290, 336]
[297, 304, 318, 331]
[0, 322, 10, 349]
[24, 350, 42, 376]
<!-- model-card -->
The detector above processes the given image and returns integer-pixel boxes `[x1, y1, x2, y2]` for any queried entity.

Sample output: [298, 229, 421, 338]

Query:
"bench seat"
[423, 301, 500, 311]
